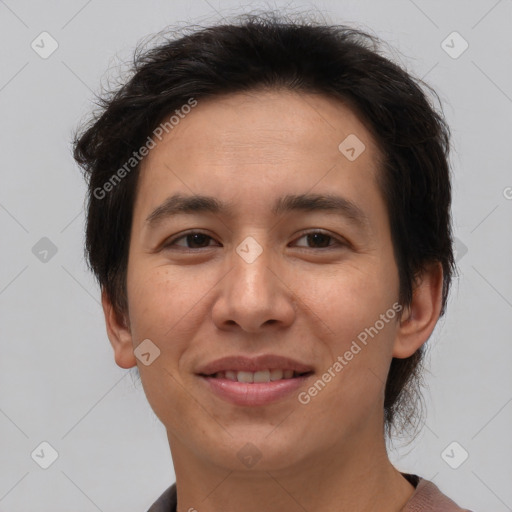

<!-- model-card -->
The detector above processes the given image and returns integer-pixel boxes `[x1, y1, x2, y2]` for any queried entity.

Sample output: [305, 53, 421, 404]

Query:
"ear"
[392, 262, 444, 359]
[101, 288, 137, 369]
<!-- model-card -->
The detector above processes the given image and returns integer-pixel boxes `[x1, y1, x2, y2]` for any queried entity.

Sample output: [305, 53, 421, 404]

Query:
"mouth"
[199, 369, 313, 383]
[195, 354, 314, 406]
[195, 354, 314, 376]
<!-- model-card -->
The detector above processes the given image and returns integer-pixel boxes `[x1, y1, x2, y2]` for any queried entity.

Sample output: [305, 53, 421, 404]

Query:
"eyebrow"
[145, 192, 370, 231]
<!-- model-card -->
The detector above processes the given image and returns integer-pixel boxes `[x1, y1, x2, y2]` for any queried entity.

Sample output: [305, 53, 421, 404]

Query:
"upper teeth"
[213, 369, 300, 382]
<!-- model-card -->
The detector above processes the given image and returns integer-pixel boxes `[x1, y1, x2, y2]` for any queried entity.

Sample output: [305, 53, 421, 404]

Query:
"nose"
[211, 243, 297, 333]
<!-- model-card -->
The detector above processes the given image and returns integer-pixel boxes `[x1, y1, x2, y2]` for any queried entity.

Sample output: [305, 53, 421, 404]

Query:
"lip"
[195, 354, 314, 407]
[195, 354, 314, 375]
[199, 374, 312, 406]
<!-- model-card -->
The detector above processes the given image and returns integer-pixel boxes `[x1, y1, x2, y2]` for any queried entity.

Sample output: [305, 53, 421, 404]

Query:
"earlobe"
[392, 262, 444, 359]
[101, 288, 137, 369]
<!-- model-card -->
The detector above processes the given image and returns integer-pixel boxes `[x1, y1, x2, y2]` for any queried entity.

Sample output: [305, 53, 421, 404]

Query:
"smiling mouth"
[200, 369, 313, 383]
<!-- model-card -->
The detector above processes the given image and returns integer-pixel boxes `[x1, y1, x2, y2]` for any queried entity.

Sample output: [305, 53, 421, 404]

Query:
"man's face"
[122, 89, 402, 469]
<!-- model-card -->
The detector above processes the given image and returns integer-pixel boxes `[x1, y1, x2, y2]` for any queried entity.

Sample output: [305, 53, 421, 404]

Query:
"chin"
[196, 430, 312, 472]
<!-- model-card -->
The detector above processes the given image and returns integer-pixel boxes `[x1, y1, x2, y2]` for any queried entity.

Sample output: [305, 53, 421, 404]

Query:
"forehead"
[134, 89, 385, 223]
[148, 89, 379, 165]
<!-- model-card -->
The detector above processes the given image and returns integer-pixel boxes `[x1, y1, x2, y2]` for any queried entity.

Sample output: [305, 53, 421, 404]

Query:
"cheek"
[297, 260, 398, 338]
[125, 265, 208, 426]
[302, 306, 399, 436]
[127, 265, 202, 341]
[295, 259, 399, 408]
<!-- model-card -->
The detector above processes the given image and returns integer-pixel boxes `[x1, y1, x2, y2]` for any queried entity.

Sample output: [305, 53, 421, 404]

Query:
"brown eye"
[293, 230, 344, 249]
[165, 232, 217, 249]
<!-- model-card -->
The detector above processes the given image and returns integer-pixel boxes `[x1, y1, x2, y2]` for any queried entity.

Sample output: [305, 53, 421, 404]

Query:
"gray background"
[1, 0, 511, 510]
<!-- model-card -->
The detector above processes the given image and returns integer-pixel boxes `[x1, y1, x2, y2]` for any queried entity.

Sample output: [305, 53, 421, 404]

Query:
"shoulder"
[147, 483, 177, 512]
[402, 475, 474, 512]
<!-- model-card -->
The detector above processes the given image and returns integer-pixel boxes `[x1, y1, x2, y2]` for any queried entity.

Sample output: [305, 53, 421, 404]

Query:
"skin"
[103, 89, 443, 512]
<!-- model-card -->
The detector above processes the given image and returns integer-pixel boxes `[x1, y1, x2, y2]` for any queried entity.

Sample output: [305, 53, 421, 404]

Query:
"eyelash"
[162, 230, 347, 251]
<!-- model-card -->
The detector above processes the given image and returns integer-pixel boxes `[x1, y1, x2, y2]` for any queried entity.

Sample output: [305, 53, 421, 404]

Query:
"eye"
[163, 231, 219, 250]
[162, 229, 346, 251]
[292, 230, 346, 249]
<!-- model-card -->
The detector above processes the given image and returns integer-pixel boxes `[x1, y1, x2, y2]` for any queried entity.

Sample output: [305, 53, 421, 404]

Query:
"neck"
[167, 428, 415, 512]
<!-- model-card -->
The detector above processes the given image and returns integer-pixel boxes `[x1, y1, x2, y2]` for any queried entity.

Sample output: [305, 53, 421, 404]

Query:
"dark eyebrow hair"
[273, 193, 370, 229]
[146, 193, 234, 224]
[145, 192, 370, 231]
